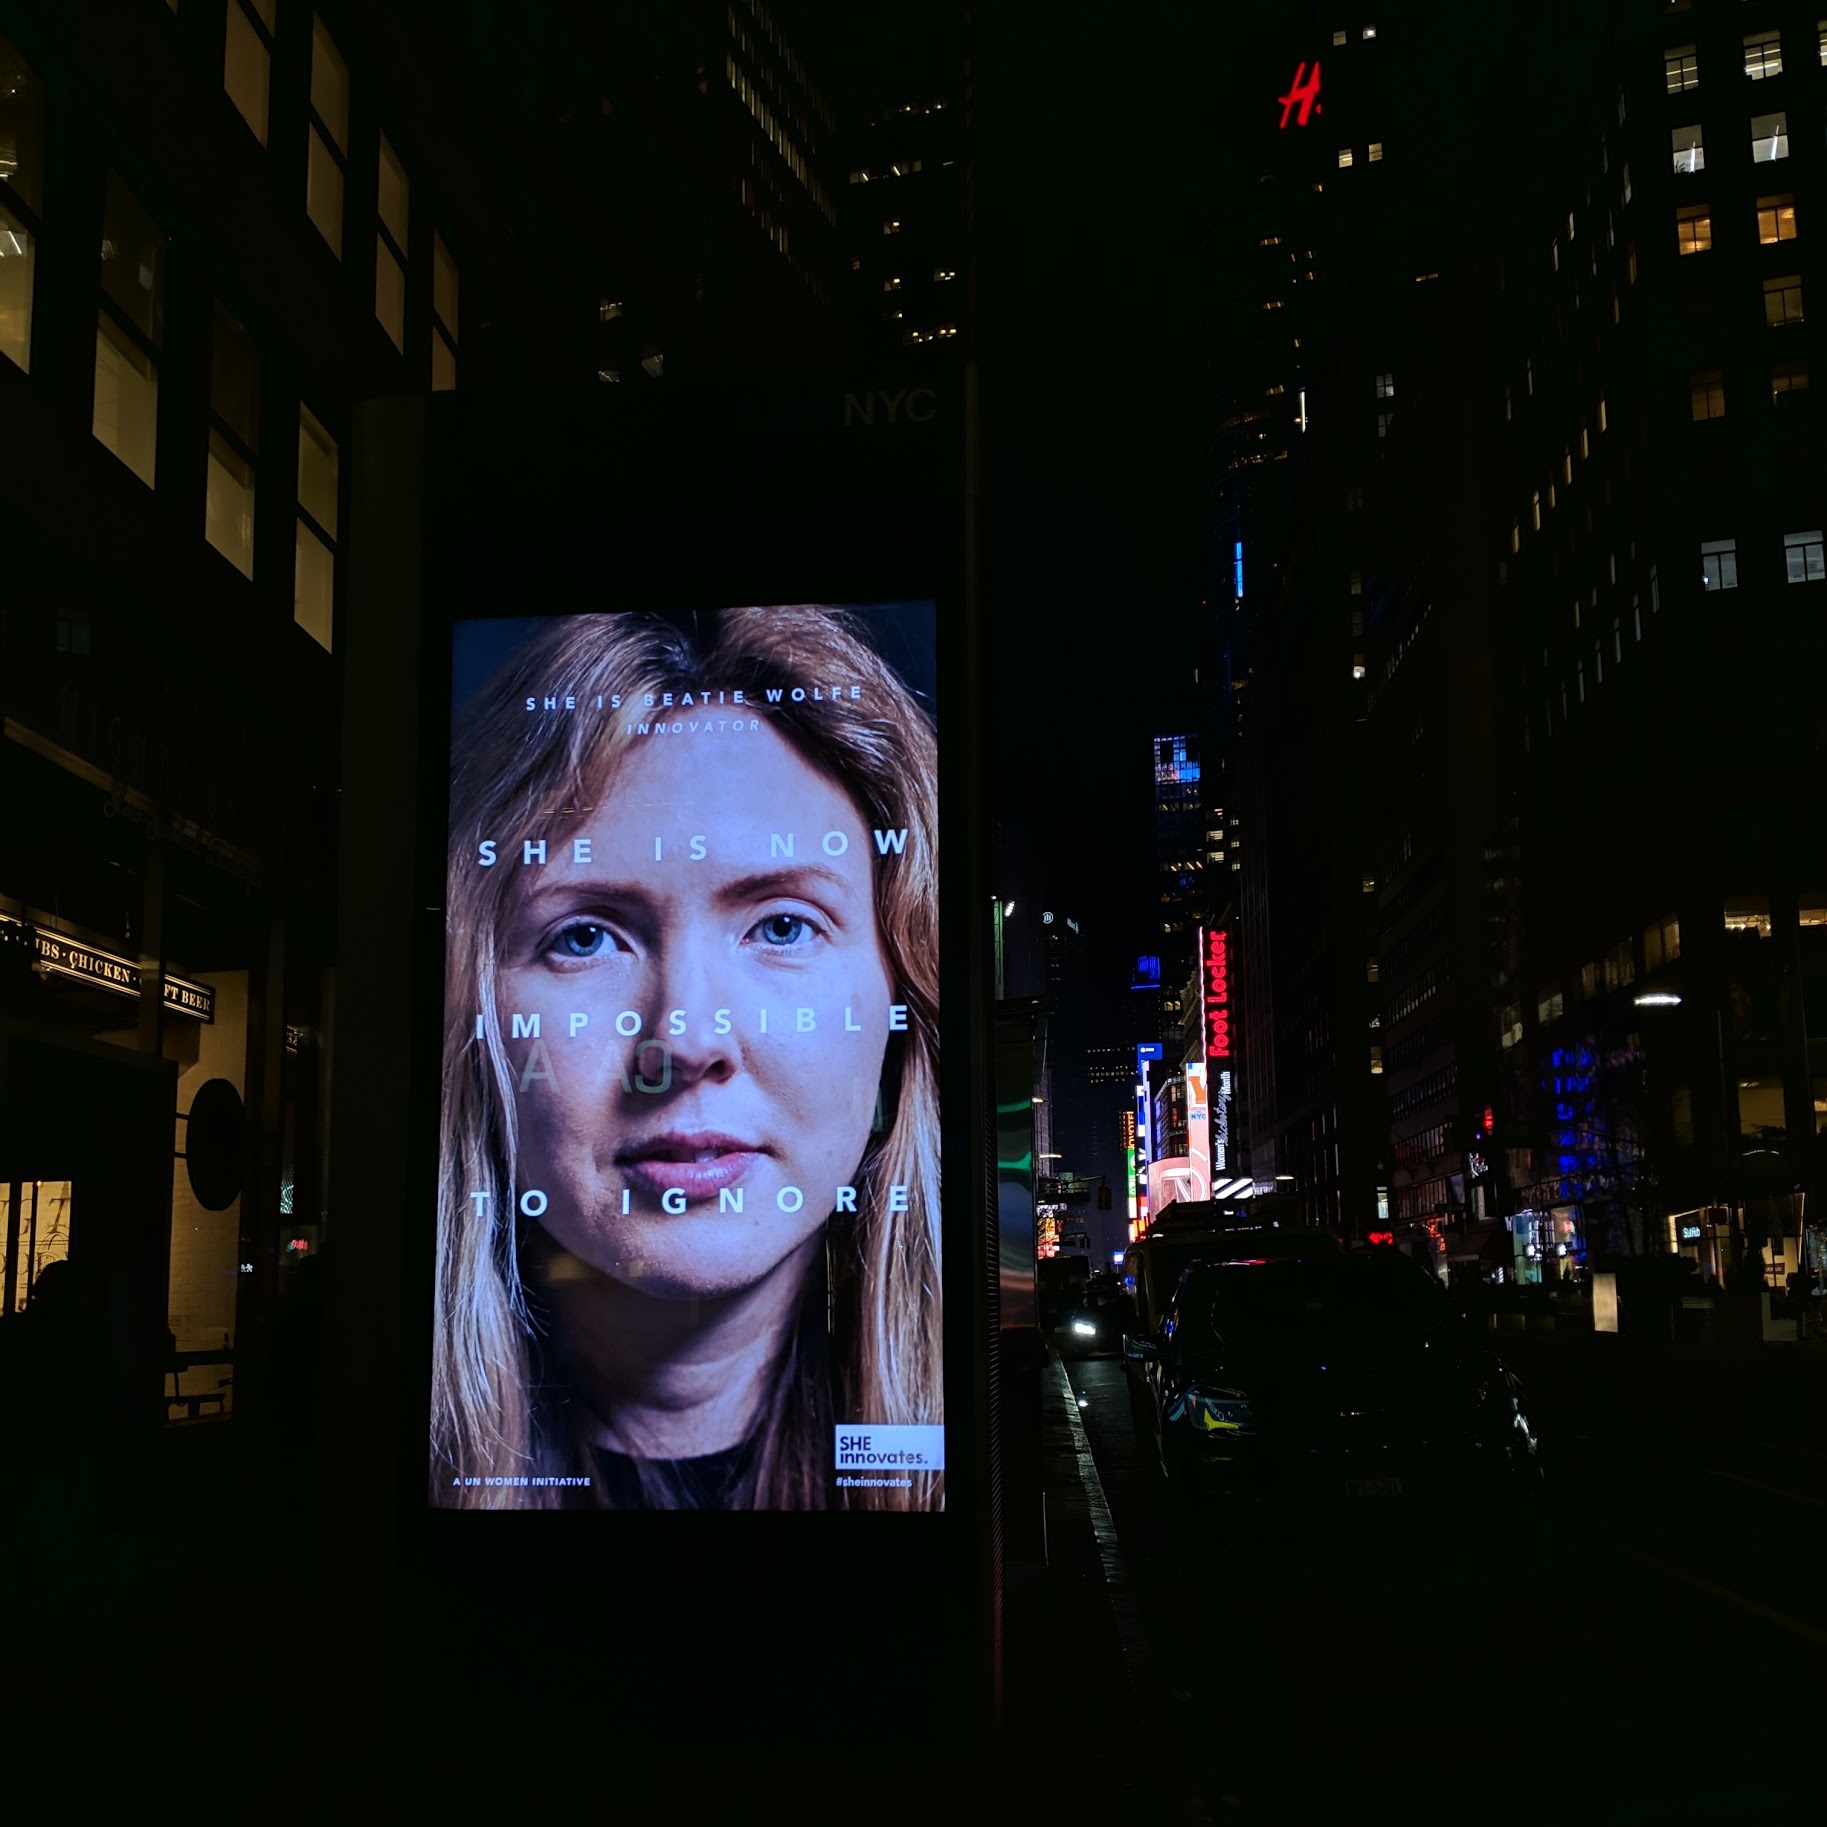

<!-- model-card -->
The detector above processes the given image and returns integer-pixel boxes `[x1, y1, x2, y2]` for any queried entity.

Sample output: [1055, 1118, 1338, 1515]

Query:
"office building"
[0, 0, 841, 1427]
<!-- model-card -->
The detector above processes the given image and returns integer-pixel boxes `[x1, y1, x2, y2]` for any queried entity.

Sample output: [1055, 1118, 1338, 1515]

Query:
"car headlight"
[1071, 1319, 1098, 1337]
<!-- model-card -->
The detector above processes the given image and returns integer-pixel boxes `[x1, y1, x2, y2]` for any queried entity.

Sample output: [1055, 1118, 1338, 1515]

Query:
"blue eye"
[548, 921, 612, 959]
[754, 913, 817, 947]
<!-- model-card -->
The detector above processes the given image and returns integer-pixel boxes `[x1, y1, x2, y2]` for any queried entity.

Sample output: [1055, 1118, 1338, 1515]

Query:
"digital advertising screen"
[432, 602, 943, 1512]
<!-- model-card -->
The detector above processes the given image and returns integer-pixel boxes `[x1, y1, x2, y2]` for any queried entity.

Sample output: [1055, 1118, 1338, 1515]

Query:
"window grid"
[1690, 370, 1725, 420]
[1665, 43, 1699, 92]
[0, 31, 46, 376]
[93, 171, 166, 489]
[431, 233, 459, 390]
[1744, 31, 1783, 80]
[375, 133, 409, 353]
[1701, 538, 1739, 591]
[1757, 195, 1797, 244]
[224, 0, 276, 146]
[205, 300, 259, 579]
[1751, 111, 1789, 163]
[1785, 531, 1826, 585]
[1676, 203, 1711, 254]
[306, 19, 349, 258]
[1765, 273, 1805, 327]
[295, 407, 339, 649]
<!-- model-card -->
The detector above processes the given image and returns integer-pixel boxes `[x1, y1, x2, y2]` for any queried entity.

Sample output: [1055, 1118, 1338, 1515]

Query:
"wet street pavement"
[1056, 1334, 1827, 1824]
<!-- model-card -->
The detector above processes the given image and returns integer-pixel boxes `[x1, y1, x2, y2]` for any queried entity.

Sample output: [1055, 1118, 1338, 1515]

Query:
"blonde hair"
[432, 607, 941, 1509]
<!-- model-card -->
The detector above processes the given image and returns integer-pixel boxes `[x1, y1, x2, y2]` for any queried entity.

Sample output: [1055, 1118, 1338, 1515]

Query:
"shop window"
[1644, 914, 1681, 967]
[205, 302, 259, 579]
[94, 172, 166, 488]
[224, 0, 275, 146]
[1784, 529, 1826, 584]
[432, 232, 459, 390]
[0, 1181, 71, 1313]
[295, 406, 338, 650]
[1743, 31, 1783, 80]
[1671, 124, 1704, 174]
[1665, 43, 1699, 92]
[1724, 896, 1772, 939]
[1757, 194, 1797, 245]
[1690, 370, 1725, 420]
[1750, 111, 1788, 163]
[375, 133, 409, 352]
[0, 32, 46, 374]
[306, 18, 349, 257]
[1700, 538, 1738, 590]
[1765, 273, 1804, 326]
[1675, 203, 1711, 254]
[1772, 363, 1810, 404]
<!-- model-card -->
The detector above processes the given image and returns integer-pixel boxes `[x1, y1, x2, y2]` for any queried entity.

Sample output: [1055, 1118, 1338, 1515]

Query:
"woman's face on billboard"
[497, 722, 894, 1301]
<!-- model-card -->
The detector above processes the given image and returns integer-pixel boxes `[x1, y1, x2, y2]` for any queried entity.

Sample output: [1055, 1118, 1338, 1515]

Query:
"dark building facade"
[0, 0, 841, 1435]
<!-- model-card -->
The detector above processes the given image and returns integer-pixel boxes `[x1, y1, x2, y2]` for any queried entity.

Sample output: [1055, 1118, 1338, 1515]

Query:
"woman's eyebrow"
[522, 875, 661, 911]
[716, 865, 860, 907]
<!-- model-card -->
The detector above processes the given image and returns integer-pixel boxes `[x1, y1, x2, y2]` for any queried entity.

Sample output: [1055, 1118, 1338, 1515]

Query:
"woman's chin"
[550, 1215, 819, 1302]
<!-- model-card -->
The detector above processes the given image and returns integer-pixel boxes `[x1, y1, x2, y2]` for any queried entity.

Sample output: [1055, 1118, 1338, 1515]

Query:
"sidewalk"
[1001, 1348, 1211, 1822]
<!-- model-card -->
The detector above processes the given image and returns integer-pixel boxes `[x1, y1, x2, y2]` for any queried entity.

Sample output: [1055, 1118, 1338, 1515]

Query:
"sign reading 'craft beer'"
[1204, 926, 1232, 1061]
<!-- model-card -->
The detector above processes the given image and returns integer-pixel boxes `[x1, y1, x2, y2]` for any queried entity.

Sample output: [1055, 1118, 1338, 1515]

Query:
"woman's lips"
[617, 1135, 766, 1204]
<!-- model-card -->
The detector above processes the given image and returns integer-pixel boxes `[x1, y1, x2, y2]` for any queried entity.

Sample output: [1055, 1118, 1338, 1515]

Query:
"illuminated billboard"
[1185, 1060, 1211, 1202]
[434, 603, 942, 1511]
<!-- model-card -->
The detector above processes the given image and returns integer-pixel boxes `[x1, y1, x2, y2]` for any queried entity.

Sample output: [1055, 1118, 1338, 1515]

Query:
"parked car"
[1128, 1249, 1543, 1508]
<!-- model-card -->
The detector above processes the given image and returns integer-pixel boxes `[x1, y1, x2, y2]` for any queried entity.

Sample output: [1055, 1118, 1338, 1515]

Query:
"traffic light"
[1097, 1183, 1112, 1211]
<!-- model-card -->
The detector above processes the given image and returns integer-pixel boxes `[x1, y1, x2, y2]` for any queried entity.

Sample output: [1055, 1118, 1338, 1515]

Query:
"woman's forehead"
[582, 722, 866, 843]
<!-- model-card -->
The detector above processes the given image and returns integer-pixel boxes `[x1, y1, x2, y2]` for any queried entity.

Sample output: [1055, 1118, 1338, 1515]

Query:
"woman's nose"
[647, 937, 741, 1081]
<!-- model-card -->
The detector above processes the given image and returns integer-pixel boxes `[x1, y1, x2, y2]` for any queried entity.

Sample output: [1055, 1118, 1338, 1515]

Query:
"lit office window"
[1743, 31, 1783, 80]
[1531, 490, 1541, 531]
[1700, 538, 1739, 591]
[1765, 273, 1804, 326]
[375, 132, 408, 351]
[1757, 194, 1797, 244]
[1665, 43, 1698, 92]
[1375, 371, 1394, 397]
[1338, 148, 1354, 168]
[1376, 410, 1393, 437]
[1772, 363, 1810, 404]
[1820, 20, 1827, 66]
[1675, 203, 1711, 254]
[0, 32, 47, 373]
[1784, 530, 1826, 584]
[205, 302, 259, 578]
[94, 173, 165, 487]
[1689, 370, 1725, 420]
[295, 407, 338, 649]
[1750, 111, 1788, 162]
[431, 232, 458, 390]
[306, 18, 349, 256]
[224, 0, 275, 145]
[1724, 898, 1773, 939]
[1367, 141, 1383, 162]
[1332, 29, 1346, 45]
[1671, 124, 1704, 174]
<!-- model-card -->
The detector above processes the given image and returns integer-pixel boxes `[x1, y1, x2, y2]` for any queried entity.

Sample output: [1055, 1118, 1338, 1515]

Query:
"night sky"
[798, 3, 1233, 975]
